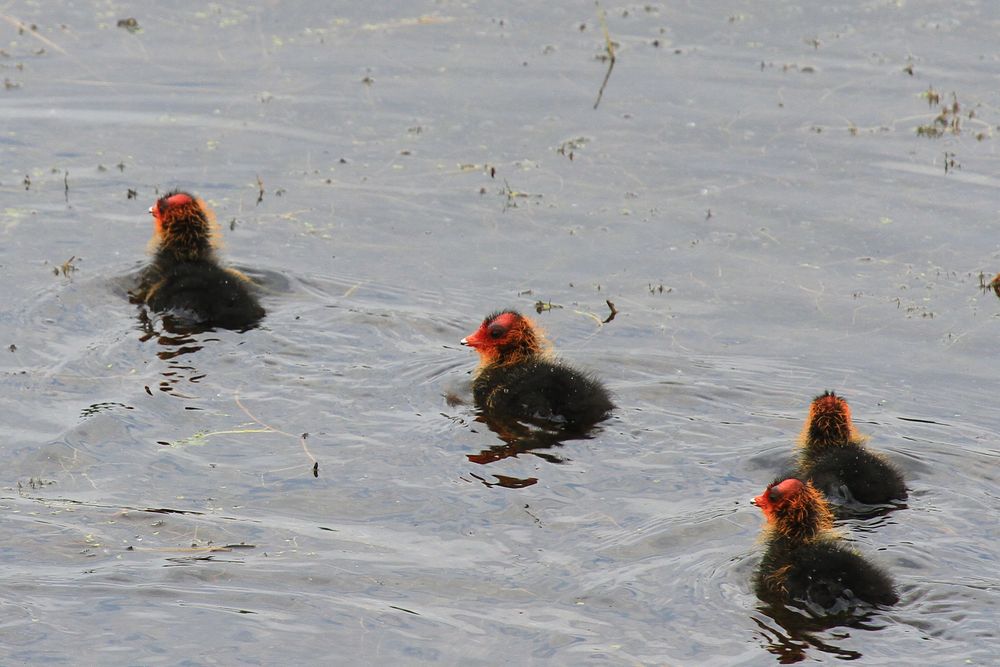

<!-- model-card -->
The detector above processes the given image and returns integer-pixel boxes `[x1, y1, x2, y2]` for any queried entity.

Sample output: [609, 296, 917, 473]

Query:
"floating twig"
[593, 4, 617, 110]
[128, 543, 255, 554]
[602, 299, 618, 323]
[576, 310, 604, 326]
[524, 503, 542, 526]
[167, 428, 272, 448]
[302, 433, 319, 477]
[0, 14, 69, 55]
[943, 151, 959, 174]
[235, 391, 319, 475]
[255, 175, 265, 205]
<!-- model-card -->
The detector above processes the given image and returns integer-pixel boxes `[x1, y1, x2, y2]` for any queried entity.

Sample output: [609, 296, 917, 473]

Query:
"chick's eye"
[488, 324, 505, 339]
[768, 488, 781, 502]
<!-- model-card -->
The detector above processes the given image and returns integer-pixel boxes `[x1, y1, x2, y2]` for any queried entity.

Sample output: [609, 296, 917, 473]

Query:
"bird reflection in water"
[751, 602, 889, 663]
[136, 309, 216, 398]
[467, 472, 538, 489]
[464, 412, 605, 489]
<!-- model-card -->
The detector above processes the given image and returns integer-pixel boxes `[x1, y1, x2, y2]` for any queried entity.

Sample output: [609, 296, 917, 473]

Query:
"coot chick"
[796, 391, 906, 504]
[752, 478, 898, 610]
[460, 310, 614, 427]
[133, 191, 265, 330]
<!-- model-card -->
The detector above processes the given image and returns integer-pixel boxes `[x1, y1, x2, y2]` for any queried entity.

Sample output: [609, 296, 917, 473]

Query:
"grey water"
[1, 1, 998, 664]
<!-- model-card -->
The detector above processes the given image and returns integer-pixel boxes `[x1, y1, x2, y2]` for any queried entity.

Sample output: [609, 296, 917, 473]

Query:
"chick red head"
[752, 478, 833, 542]
[801, 390, 861, 447]
[461, 310, 542, 364]
[752, 478, 805, 520]
[148, 190, 217, 259]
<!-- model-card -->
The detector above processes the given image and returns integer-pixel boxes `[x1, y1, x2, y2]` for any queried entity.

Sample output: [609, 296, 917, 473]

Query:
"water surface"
[1, 1, 998, 664]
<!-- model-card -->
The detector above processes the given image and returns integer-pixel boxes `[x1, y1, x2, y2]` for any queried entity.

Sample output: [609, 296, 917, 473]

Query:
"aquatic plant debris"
[534, 300, 563, 314]
[116, 18, 140, 34]
[53, 256, 78, 278]
[501, 179, 542, 211]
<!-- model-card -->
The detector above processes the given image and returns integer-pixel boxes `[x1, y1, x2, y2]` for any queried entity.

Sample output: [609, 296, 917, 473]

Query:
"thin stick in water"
[593, 4, 617, 110]
[235, 391, 319, 475]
